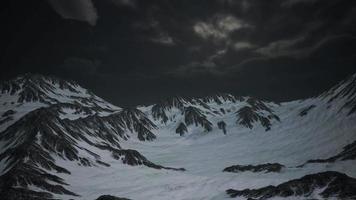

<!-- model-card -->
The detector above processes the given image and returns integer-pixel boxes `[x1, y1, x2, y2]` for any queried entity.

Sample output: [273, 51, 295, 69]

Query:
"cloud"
[255, 34, 356, 59]
[134, 17, 176, 46]
[211, 49, 227, 59]
[151, 33, 175, 46]
[255, 36, 306, 57]
[47, 0, 98, 26]
[233, 42, 255, 50]
[193, 15, 249, 42]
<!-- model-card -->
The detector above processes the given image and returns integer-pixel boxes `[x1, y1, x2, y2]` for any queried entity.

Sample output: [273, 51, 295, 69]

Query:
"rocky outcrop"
[95, 144, 185, 171]
[184, 106, 213, 132]
[236, 97, 280, 131]
[151, 96, 187, 123]
[114, 108, 157, 141]
[236, 107, 277, 131]
[217, 121, 227, 134]
[299, 105, 316, 116]
[226, 171, 356, 199]
[2, 110, 16, 117]
[95, 195, 132, 200]
[223, 163, 284, 173]
[176, 122, 188, 136]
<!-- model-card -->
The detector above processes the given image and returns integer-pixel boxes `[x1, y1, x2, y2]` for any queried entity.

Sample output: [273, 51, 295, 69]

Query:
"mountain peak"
[0, 73, 84, 104]
[321, 73, 356, 115]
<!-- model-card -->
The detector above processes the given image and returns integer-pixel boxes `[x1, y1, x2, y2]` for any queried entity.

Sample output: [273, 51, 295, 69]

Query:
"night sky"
[1, 0, 356, 106]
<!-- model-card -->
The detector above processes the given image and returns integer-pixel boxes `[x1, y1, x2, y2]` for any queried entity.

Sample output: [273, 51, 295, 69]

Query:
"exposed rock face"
[95, 145, 185, 171]
[115, 108, 157, 141]
[151, 96, 215, 134]
[184, 106, 213, 132]
[176, 122, 188, 136]
[236, 107, 278, 131]
[0, 73, 82, 104]
[299, 139, 356, 167]
[217, 121, 227, 134]
[151, 96, 187, 123]
[236, 97, 280, 131]
[299, 105, 316, 116]
[95, 195, 131, 200]
[223, 163, 284, 173]
[149, 94, 279, 134]
[226, 171, 356, 199]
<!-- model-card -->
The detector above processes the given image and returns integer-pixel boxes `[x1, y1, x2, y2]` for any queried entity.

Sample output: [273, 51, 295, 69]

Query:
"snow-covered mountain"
[0, 73, 356, 200]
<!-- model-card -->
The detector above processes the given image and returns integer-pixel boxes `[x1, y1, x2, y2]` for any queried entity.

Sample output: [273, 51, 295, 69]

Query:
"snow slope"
[1, 73, 356, 200]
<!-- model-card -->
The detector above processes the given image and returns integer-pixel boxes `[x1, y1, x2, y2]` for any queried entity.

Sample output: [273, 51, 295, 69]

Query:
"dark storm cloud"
[47, 0, 98, 25]
[1, 0, 355, 106]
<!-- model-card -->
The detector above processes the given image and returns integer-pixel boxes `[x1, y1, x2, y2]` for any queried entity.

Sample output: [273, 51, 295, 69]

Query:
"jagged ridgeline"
[149, 94, 281, 135]
[0, 74, 182, 200]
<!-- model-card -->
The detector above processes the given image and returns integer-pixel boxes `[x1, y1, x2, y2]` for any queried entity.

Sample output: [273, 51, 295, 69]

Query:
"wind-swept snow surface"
[1, 74, 356, 200]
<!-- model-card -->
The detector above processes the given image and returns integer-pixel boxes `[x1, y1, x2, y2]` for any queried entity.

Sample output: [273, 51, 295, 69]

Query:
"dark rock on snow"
[236, 106, 279, 131]
[223, 163, 284, 173]
[184, 106, 213, 132]
[95, 144, 185, 171]
[96, 195, 131, 200]
[299, 105, 316, 116]
[217, 121, 227, 134]
[2, 110, 16, 117]
[226, 171, 356, 199]
[151, 96, 187, 123]
[176, 122, 188, 136]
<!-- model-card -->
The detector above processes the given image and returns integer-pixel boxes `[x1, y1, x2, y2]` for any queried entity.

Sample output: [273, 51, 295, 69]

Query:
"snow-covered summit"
[0, 73, 118, 108]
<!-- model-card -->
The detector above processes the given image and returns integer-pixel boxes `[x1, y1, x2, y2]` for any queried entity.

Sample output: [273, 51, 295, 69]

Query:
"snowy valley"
[0, 73, 356, 200]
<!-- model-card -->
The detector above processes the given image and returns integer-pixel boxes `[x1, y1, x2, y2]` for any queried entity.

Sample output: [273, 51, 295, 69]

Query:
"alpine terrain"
[0, 73, 356, 200]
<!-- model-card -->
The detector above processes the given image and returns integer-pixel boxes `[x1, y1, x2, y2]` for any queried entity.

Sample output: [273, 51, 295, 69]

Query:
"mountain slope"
[0, 74, 183, 199]
[0, 73, 356, 200]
